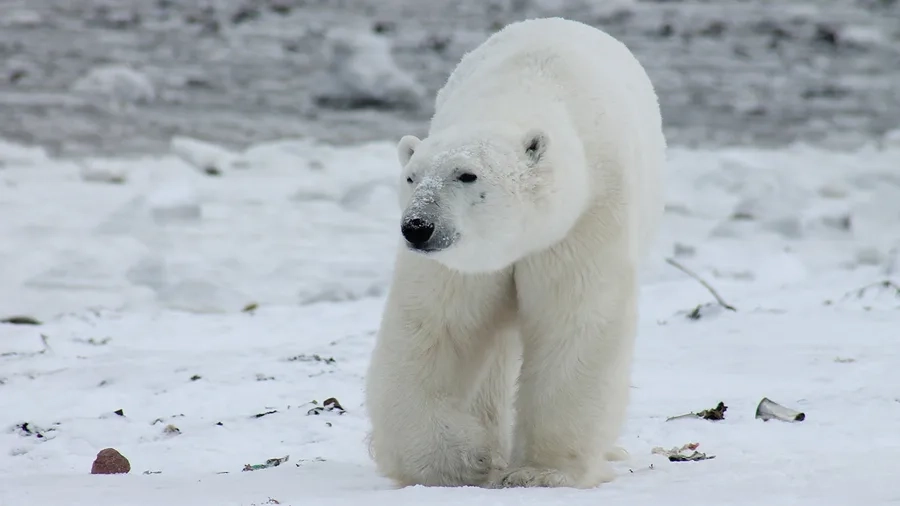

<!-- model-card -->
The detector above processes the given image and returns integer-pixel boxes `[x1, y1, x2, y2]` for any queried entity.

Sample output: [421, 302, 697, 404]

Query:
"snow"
[169, 136, 242, 175]
[1, 9, 44, 28]
[314, 28, 426, 111]
[70, 65, 157, 106]
[2, 134, 900, 505]
[884, 129, 900, 150]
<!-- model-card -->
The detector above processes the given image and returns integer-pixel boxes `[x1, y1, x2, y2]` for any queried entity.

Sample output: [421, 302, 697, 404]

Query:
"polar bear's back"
[439, 20, 624, 101]
[434, 18, 666, 261]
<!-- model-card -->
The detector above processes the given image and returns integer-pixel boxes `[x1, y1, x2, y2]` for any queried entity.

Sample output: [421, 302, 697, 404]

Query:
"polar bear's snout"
[400, 208, 458, 254]
[401, 217, 435, 247]
[400, 216, 458, 253]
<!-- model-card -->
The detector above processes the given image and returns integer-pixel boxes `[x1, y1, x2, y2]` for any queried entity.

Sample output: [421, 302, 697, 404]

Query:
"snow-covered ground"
[2, 135, 899, 505]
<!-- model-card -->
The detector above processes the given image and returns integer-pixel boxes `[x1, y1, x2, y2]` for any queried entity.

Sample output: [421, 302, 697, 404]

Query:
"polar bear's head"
[395, 124, 589, 273]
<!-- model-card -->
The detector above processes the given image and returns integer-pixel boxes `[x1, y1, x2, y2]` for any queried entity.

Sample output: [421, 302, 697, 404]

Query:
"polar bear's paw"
[490, 461, 615, 489]
[490, 467, 575, 488]
[400, 444, 502, 487]
[380, 415, 507, 487]
[604, 446, 630, 462]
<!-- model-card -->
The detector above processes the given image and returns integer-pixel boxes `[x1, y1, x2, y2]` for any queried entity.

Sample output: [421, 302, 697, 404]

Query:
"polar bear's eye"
[457, 173, 478, 183]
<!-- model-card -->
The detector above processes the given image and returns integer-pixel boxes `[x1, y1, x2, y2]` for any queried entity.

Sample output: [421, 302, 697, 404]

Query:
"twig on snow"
[665, 257, 736, 312]
[666, 401, 728, 422]
[1, 334, 52, 358]
[842, 279, 900, 300]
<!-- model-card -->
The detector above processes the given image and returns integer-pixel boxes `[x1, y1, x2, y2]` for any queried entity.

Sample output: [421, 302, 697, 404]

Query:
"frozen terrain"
[2, 134, 900, 505]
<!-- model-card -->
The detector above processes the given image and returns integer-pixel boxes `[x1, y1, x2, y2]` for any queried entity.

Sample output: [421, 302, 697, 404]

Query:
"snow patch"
[71, 65, 156, 105]
[79, 159, 129, 184]
[841, 25, 889, 48]
[2, 9, 44, 28]
[147, 183, 202, 223]
[0, 139, 49, 166]
[170, 136, 242, 175]
[314, 28, 425, 110]
[883, 128, 900, 150]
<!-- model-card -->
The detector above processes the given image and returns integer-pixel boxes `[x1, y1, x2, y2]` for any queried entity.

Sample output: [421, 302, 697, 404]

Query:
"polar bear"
[365, 17, 665, 489]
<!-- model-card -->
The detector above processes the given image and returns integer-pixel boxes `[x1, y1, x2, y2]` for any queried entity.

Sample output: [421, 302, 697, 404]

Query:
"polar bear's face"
[394, 127, 587, 273]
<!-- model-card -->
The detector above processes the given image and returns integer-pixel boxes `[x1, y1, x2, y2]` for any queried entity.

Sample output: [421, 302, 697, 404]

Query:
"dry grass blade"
[665, 258, 737, 312]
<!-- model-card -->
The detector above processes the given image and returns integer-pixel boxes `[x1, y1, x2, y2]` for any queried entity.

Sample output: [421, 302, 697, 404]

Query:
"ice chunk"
[79, 159, 128, 184]
[0, 138, 49, 166]
[170, 136, 240, 175]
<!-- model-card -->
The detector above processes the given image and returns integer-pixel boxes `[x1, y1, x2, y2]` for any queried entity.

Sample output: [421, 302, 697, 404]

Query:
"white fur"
[365, 17, 665, 489]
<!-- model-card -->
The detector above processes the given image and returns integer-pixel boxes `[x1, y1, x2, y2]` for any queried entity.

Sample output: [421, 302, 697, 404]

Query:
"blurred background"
[2, 0, 900, 157]
[2, 0, 900, 316]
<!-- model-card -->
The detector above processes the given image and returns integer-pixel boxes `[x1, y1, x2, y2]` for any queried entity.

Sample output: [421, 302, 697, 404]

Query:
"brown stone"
[91, 448, 131, 474]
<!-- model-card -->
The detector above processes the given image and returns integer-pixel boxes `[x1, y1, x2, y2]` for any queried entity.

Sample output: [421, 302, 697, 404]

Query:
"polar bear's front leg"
[365, 252, 516, 487]
[468, 327, 521, 470]
[497, 244, 638, 489]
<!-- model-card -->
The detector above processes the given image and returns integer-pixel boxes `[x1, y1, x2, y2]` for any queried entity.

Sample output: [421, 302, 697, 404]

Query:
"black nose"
[401, 218, 435, 246]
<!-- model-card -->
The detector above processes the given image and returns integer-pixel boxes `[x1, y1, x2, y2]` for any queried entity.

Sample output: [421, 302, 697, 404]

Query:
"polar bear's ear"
[397, 135, 421, 166]
[523, 130, 548, 165]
